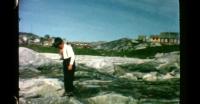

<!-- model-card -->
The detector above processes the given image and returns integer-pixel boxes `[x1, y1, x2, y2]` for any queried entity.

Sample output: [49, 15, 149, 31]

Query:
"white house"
[33, 38, 40, 43]
[22, 36, 28, 42]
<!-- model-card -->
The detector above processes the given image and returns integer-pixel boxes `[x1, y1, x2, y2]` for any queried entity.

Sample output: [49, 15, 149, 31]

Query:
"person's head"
[53, 37, 64, 49]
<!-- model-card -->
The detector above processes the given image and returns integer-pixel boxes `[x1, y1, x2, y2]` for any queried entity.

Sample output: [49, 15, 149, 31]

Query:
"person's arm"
[63, 44, 75, 70]
[59, 49, 63, 60]
[62, 44, 68, 59]
[68, 45, 75, 65]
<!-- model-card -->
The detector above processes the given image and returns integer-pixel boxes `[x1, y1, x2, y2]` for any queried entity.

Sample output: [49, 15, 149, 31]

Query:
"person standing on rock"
[53, 37, 76, 97]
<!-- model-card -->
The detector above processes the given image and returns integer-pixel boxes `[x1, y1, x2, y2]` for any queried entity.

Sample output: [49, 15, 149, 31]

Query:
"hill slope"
[94, 38, 139, 51]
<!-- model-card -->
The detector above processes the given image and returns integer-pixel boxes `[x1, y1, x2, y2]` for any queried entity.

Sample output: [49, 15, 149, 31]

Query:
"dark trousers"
[62, 58, 75, 92]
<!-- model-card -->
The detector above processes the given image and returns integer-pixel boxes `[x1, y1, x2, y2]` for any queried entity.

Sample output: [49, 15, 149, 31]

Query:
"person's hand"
[68, 64, 73, 71]
[59, 49, 63, 54]
[59, 56, 64, 60]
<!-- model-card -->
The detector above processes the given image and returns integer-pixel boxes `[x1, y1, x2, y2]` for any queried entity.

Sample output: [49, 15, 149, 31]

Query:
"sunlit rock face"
[19, 77, 66, 104]
[19, 47, 180, 104]
[19, 47, 56, 68]
[87, 93, 138, 104]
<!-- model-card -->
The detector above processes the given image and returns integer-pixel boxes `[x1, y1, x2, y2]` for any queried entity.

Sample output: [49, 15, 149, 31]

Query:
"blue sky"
[19, 0, 179, 42]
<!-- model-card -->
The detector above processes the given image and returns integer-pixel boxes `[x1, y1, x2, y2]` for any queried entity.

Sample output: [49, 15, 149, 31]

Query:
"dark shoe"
[67, 92, 74, 97]
[61, 92, 68, 97]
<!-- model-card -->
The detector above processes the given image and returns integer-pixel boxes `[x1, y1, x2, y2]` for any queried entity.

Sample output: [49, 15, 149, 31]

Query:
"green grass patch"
[121, 45, 180, 58]
[20, 44, 179, 58]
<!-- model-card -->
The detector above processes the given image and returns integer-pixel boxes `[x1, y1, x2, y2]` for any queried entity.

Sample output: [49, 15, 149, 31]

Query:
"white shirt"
[60, 43, 75, 65]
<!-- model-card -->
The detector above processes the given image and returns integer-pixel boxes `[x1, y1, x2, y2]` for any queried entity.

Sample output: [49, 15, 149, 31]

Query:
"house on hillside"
[19, 37, 24, 45]
[159, 32, 180, 45]
[150, 35, 160, 43]
[42, 38, 54, 46]
[19, 35, 28, 45]
[71, 42, 92, 48]
[33, 38, 41, 45]
[149, 32, 180, 45]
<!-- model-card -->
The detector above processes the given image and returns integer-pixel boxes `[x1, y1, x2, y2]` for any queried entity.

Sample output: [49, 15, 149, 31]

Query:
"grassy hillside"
[20, 45, 58, 53]
[20, 44, 179, 59]
[95, 38, 138, 51]
[121, 45, 180, 58]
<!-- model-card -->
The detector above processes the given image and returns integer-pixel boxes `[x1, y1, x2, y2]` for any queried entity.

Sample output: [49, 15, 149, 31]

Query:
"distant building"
[149, 32, 180, 45]
[138, 35, 147, 42]
[33, 38, 40, 43]
[42, 38, 55, 46]
[159, 32, 180, 45]
[43, 41, 49, 46]
[150, 35, 160, 43]
[22, 36, 28, 42]
[19, 37, 23, 45]
[19, 35, 28, 45]
[71, 42, 92, 48]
